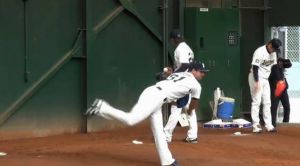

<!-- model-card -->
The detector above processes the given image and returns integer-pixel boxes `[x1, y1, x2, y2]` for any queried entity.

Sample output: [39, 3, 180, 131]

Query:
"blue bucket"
[217, 97, 235, 120]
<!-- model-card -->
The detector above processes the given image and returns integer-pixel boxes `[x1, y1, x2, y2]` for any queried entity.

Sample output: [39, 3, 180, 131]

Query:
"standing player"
[86, 61, 208, 166]
[171, 29, 194, 72]
[269, 57, 292, 127]
[248, 38, 281, 133]
[164, 29, 198, 143]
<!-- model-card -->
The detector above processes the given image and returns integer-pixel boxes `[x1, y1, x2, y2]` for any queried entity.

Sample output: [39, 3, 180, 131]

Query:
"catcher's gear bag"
[275, 80, 287, 97]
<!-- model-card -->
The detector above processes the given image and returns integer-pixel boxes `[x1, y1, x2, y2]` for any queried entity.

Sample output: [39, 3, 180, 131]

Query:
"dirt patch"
[0, 123, 299, 166]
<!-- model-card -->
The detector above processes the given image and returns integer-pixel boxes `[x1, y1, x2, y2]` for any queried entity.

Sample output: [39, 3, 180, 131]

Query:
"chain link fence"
[286, 27, 300, 62]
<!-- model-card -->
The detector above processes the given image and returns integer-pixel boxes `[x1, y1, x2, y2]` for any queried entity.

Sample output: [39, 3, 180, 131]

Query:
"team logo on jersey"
[261, 59, 275, 66]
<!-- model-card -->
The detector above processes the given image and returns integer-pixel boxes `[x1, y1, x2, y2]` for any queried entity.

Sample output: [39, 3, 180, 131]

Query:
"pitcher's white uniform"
[157, 72, 200, 102]
[164, 41, 198, 142]
[249, 45, 277, 131]
[93, 72, 201, 165]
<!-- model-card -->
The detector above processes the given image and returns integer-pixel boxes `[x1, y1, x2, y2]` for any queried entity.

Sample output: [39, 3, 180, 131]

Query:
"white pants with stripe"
[101, 85, 175, 166]
[164, 98, 198, 141]
[248, 73, 274, 130]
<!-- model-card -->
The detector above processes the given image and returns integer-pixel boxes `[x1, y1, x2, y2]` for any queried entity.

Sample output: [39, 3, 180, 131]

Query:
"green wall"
[0, 0, 178, 140]
[0, 0, 86, 139]
[185, 8, 241, 121]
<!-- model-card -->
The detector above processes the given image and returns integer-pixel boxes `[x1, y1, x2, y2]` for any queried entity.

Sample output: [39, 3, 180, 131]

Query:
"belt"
[156, 86, 167, 102]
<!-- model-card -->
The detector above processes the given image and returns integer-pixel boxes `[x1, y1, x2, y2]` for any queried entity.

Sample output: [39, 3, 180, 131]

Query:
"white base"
[203, 118, 252, 128]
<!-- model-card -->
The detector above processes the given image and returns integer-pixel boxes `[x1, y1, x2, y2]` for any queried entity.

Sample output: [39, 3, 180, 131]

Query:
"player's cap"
[170, 29, 183, 39]
[188, 61, 209, 72]
[270, 38, 282, 52]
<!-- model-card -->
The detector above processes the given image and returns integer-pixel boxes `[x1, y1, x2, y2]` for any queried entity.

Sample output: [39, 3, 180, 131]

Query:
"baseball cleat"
[86, 99, 112, 120]
[85, 98, 101, 116]
[266, 128, 277, 133]
[183, 137, 198, 144]
[252, 128, 263, 133]
[252, 124, 263, 133]
[169, 160, 179, 166]
[253, 130, 263, 133]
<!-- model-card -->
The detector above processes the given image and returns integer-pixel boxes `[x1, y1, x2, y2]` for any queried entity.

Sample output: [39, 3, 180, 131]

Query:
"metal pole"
[263, 0, 271, 41]
[23, 0, 29, 82]
[81, 0, 88, 133]
[162, 0, 169, 126]
[163, 0, 168, 66]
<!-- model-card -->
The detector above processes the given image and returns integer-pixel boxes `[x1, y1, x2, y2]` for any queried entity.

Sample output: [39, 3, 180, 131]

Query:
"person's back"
[156, 72, 201, 102]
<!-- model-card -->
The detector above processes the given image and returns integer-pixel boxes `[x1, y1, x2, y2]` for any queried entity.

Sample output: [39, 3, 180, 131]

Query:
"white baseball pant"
[164, 98, 198, 141]
[101, 85, 175, 165]
[248, 73, 274, 130]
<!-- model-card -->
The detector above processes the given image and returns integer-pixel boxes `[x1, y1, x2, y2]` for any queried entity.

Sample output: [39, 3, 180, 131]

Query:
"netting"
[286, 27, 300, 62]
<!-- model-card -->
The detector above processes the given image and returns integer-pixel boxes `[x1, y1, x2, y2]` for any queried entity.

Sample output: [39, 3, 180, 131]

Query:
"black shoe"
[169, 160, 179, 166]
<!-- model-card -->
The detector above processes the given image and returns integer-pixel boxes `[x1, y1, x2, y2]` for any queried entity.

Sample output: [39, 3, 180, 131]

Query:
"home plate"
[0, 152, 7, 156]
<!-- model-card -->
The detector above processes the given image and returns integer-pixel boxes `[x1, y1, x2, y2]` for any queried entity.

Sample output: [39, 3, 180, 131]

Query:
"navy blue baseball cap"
[188, 61, 209, 72]
[170, 29, 183, 39]
[270, 38, 282, 52]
